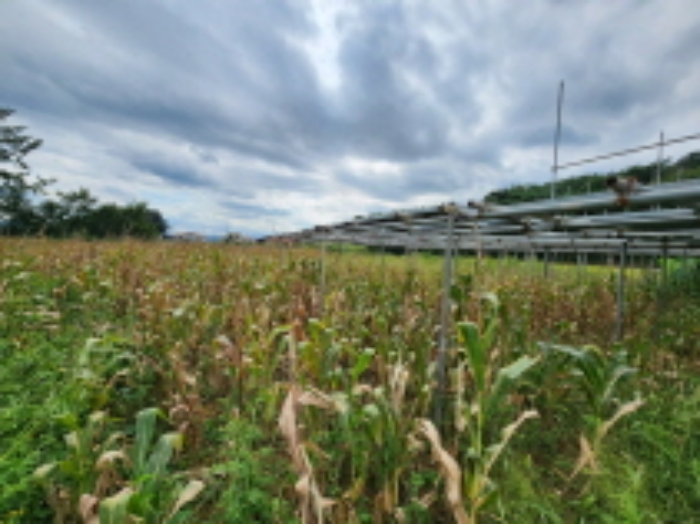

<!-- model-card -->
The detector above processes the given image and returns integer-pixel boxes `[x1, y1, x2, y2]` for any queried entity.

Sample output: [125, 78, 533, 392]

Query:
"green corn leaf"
[479, 292, 500, 323]
[165, 480, 205, 522]
[458, 321, 487, 392]
[458, 273, 473, 293]
[480, 316, 499, 357]
[487, 356, 539, 417]
[32, 463, 57, 485]
[146, 432, 183, 479]
[99, 487, 134, 524]
[449, 282, 464, 303]
[545, 343, 584, 360]
[498, 355, 538, 382]
[134, 408, 160, 475]
[350, 350, 373, 382]
[307, 318, 326, 343]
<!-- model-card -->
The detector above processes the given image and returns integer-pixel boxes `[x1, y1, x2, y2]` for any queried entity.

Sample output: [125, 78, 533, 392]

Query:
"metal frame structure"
[271, 130, 700, 258]
[269, 134, 700, 420]
[285, 179, 700, 257]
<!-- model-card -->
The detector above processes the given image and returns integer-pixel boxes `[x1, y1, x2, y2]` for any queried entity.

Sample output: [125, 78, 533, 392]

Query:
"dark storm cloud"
[1, 0, 699, 235]
[131, 151, 321, 198]
[332, 3, 452, 161]
[219, 200, 290, 219]
[189, 146, 219, 165]
[131, 158, 214, 190]
[467, 2, 697, 152]
[514, 125, 595, 149]
[0, 0, 328, 169]
[338, 161, 490, 203]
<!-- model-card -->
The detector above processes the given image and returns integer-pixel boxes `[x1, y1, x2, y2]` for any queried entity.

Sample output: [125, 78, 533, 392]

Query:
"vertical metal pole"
[319, 240, 326, 317]
[576, 250, 583, 282]
[380, 229, 386, 268]
[653, 239, 669, 340]
[407, 223, 417, 274]
[500, 242, 507, 276]
[662, 239, 669, 288]
[472, 224, 479, 277]
[551, 80, 565, 200]
[655, 131, 665, 185]
[615, 242, 628, 341]
[433, 214, 455, 426]
[452, 232, 460, 278]
[379, 229, 386, 286]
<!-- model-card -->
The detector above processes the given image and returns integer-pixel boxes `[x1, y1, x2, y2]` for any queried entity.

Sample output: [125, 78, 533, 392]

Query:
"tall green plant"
[419, 293, 539, 523]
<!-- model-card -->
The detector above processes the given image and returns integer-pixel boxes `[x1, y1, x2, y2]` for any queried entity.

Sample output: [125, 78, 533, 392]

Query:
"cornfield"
[2, 237, 700, 523]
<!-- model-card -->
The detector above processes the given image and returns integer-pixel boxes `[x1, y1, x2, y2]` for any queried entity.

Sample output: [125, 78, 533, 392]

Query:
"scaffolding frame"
[287, 178, 700, 257]
[270, 135, 700, 421]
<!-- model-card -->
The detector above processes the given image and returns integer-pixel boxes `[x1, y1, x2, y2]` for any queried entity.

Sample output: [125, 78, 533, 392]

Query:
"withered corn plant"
[34, 407, 203, 523]
[3, 238, 692, 522]
[415, 293, 539, 523]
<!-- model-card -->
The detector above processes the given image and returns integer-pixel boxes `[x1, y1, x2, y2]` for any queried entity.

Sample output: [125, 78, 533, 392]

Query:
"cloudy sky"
[1, 1, 699, 237]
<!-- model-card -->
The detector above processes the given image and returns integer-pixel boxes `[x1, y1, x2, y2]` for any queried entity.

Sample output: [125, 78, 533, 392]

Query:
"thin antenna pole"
[655, 130, 665, 185]
[552, 80, 565, 200]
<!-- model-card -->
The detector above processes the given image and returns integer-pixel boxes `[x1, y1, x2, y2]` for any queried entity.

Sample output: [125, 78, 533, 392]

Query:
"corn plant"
[34, 407, 203, 523]
[33, 411, 119, 521]
[418, 293, 539, 523]
[539, 344, 644, 480]
[6, 239, 698, 521]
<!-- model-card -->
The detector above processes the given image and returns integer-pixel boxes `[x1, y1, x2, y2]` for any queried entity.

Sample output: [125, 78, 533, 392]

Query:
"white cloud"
[1, 0, 699, 237]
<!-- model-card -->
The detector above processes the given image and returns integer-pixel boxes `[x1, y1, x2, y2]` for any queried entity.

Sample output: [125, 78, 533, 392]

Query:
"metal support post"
[453, 234, 460, 277]
[472, 223, 482, 280]
[662, 239, 669, 288]
[551, 80, 565, 200]
[576, 250, 583, 282]
[500, 243, 507, 276]
[380, 230, 386, 268]
[652, 240, 669, 340]
[319, 241, 327, 317]
[615, 242, 628, 341]
[433, 214, 455, 427]
[407, 224, 417, 274]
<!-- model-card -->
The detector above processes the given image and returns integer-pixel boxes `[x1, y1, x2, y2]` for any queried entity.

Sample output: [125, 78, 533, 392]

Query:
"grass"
[1, 237, 699, 522]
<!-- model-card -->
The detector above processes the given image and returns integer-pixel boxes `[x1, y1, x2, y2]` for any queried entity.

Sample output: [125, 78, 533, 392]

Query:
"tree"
[57, 188, 98, 234]
[83, 201, 168, 239]
[0, 108, 51, 234]
[0, 108, 169, 239]
[118, 202, 168, 238]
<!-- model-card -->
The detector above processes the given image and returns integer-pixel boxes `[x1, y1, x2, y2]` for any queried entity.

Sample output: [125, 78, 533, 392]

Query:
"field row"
[2, 239, 699, 522]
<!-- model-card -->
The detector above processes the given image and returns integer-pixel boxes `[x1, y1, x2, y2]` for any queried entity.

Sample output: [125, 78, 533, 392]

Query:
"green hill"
[485, 151, 700, 205]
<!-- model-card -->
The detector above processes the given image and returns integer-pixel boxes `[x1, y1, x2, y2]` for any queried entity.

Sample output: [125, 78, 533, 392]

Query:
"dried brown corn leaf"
[418, 419, 470, 524]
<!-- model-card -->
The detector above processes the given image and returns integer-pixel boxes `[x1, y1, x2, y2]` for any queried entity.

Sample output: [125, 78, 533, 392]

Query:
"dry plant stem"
[570, 398, 645, 480]
[418, 419, 470, 524]
[279, 385, 337, 523]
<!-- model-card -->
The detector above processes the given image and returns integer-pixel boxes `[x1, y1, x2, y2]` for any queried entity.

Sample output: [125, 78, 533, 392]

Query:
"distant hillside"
[485, 151, 700, 205]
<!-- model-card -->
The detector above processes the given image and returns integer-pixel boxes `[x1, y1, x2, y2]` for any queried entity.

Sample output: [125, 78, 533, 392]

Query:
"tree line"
[485, 151, 700, 205]
[1, 108, 167, 239]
